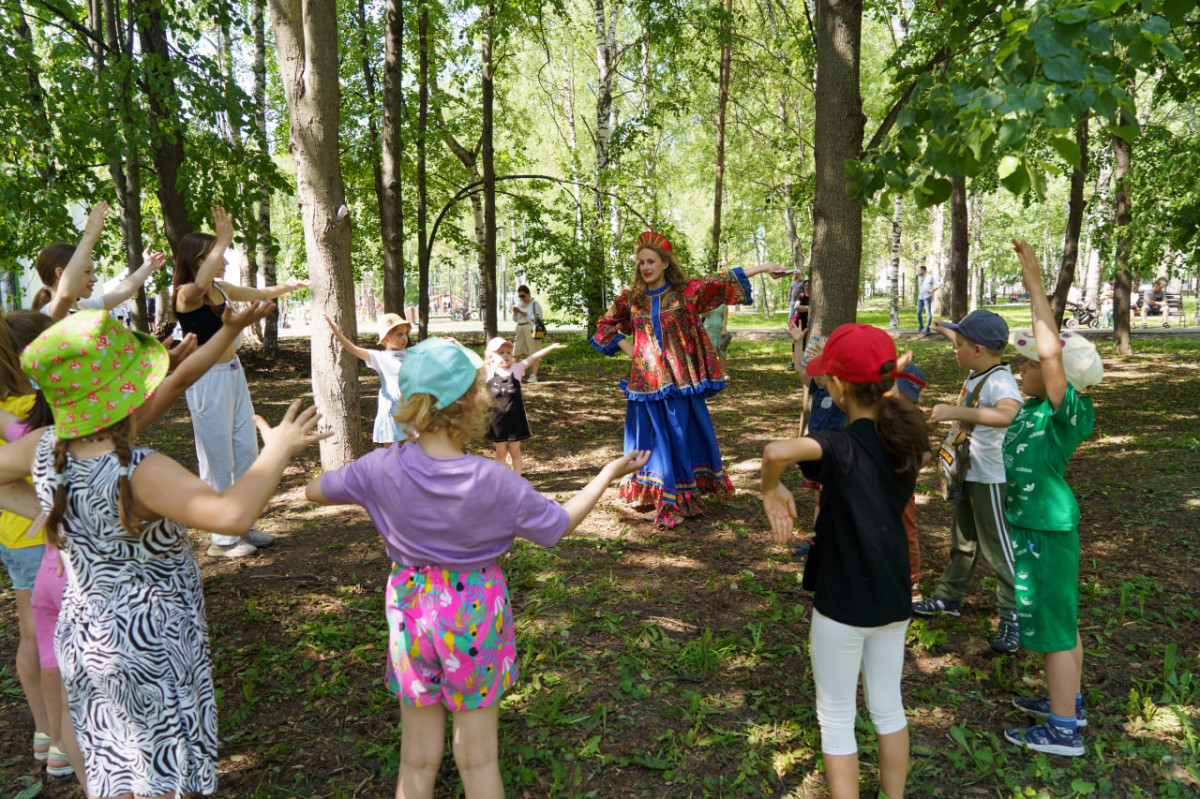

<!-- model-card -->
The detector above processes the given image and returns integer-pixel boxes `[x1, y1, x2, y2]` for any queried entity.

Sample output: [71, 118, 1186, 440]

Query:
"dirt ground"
[2, 332, 1198, 798]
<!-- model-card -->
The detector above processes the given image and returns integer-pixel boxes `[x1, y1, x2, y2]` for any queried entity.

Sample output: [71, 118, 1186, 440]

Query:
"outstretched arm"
[519, 342, 567, 370]
[323, 314, 371, 362]
[132, 302, 277, 431]
[760, 437, 823, 543]
[48, 201, 109, 321]
[741, 262, 793, 280]
[134, 400, 330, 535]
[562, 450, 650, 534]
[221, 278, 309, 303]
[99, 249, 166, 310]
[1014, 238, 1067, 410]
[176, 207, 234, 307]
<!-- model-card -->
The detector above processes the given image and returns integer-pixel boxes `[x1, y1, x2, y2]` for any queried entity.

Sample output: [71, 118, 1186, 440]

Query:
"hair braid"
[44, 436, 70, 549]
[107, 418, 143, 538]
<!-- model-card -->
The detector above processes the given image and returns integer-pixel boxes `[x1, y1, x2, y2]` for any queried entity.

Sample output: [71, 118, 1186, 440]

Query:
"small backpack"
[936, 367, 998, 504]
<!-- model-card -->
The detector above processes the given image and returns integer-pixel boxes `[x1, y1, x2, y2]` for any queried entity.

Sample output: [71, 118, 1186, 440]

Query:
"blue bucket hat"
[397, 337, 483, 409]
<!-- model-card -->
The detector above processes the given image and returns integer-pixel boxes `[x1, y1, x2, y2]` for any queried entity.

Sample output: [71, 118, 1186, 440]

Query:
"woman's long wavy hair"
[629, 244, 688, 311]
[393, 369, 492, 444]
[172, 232, 218, 304]
[842, 361, 931, 480]
[31, 243, 78, 310]
[45, 416, 143, 548]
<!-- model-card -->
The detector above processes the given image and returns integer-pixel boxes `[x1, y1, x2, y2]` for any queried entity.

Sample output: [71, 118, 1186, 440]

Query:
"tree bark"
[480, 2, 499, 338]
[1111, 121, 1134, 356]
[381, 0, 405, 315]
[587, 0, 618, 327]
[253, 0, 279, 356]
[135, 0, 190, 255]
[416, 5, 430, 338]
[710, 0, 733, 271]
[269, 0, 362, 468]
[1049, 118, 1089, 327]
[354, 0, 392, 329]
[929, 202, 949, 316]
[809, 0, 864, 335]
[948, 176, 969, 320]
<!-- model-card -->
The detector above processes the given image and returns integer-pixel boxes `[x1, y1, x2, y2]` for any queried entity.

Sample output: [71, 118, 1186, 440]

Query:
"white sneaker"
[525, 374, 538, 384]
[206, 540, 259, 558]
[242, 529, 275, 548]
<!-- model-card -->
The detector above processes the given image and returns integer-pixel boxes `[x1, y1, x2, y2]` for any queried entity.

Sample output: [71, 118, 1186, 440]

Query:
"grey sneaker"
[206, 540, 259, 558]
[991, 619, 1021, 653]
[912, 594, 962, 617]
[242, 529, 275, 548]
[1012, 696, 1088, 727]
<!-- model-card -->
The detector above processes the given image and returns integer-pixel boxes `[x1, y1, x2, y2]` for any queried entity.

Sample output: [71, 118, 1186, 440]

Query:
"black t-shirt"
[799, 419, 914, 627]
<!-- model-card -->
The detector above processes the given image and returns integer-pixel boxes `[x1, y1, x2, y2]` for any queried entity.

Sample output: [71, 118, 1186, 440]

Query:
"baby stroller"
[1064, 299, 1099, 329]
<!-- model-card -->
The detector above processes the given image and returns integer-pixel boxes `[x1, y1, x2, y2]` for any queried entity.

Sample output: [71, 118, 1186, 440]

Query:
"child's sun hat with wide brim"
[1009, 328, 1103, 392]
[20, 310, 169, 439]
[378, 312, 412, 343]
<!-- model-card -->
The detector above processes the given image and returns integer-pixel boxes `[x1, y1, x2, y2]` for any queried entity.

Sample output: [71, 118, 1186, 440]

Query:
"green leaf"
[1160, 39, 1184, 60]
[998, 119, 1027, 148]
[1043, 49, 1088, 83]
[917, 176, 953, 208]
[999, 158, 1031, 196]
[998, 155, 1021, 180]
[1070, 777, 1097, 794]
[1093, 90, 1118, 120]
[1049, 136, 1082, 169]
[1043, 103, 1074, 129]
[1163, 0, 1192, 26]
[1141, 15, 1170, 37]
[1110, 123, 1140, 144]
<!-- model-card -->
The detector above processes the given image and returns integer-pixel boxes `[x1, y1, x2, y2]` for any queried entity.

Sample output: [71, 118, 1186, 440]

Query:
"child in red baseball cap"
[760, 323, 929, 799]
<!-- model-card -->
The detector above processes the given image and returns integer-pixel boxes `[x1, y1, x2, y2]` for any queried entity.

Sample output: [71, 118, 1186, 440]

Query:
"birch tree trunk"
[929, 202, 948, 316]
[710, 0, 733, 271]
[587, 0, 618, 326]
[888, 193, 901, 330]
[269, 0, 362, 468]
[809, 0, 864, 335]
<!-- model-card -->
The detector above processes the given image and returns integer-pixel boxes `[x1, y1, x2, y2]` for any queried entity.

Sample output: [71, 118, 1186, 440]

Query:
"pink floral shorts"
[385, 562, 517, 710]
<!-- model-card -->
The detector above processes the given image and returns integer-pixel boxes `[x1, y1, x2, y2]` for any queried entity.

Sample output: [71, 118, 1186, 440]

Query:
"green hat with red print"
[20, 310, 169, 439]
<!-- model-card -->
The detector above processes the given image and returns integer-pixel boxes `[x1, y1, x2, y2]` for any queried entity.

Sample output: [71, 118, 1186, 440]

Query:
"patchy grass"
[2, 333, 1198, 798]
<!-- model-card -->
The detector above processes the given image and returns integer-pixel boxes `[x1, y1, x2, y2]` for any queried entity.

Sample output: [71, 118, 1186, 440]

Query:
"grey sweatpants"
[933, 481, 1017, 618]
[186, 358, 258, 546]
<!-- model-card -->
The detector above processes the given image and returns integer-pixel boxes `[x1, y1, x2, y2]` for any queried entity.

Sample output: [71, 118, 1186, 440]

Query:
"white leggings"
[185, 358, 259, 545]
[810, 608, 910, 756]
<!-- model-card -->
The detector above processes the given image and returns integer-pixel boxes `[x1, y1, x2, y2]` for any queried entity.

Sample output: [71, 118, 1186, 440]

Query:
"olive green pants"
[933, 481, 1016, 618]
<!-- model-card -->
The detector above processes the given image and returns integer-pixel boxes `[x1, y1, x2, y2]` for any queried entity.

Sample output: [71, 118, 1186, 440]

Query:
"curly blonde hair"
[393, 370, 492, 443]
[629, 244, 688, 311]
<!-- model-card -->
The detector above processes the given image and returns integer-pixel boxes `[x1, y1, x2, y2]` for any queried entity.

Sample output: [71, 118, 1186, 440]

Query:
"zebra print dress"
[32, 430, 217, 797]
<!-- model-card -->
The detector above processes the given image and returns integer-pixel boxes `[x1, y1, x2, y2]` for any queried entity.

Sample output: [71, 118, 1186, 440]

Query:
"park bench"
[1166, 292, 1184, 323]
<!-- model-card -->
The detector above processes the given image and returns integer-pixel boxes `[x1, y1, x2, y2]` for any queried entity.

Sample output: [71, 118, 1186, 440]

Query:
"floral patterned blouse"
[590, 267, 753, 402]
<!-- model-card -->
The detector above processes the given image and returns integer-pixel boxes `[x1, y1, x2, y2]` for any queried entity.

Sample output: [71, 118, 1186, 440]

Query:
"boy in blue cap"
[916, 310, 1025, 653]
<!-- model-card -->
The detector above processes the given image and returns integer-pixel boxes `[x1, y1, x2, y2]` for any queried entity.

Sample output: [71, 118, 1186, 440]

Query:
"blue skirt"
[618, 395, 734, 526]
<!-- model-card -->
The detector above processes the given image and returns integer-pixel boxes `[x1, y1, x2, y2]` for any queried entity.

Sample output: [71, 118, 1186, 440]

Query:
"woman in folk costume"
[591, 231, 789, 526]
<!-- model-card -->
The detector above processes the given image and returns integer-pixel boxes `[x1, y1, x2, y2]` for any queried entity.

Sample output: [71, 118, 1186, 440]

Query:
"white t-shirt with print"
[962, 365, 1023, 484]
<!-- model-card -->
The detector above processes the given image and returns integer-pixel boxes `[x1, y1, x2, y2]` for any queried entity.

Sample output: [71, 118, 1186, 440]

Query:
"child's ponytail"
[44, 417, 143, 546]
[846, 361, 930, 480]
[32, 243, 76, 311]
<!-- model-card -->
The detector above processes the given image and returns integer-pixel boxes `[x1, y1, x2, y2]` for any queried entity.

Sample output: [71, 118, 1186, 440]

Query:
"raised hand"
[762, 483, 797, 544]
[786, 315, 806, 343]
[223, 300, 276, 331]
[286, 279, 310, 292]
[166, 333, 199, 370]
[255, 399, 332, 456]
[605, 449, 650, 480]
[1012, 238, 1043, 294]
[212, 206, 234, 243]
[141, 248, 167, 273]
[83, 201, 110, 239]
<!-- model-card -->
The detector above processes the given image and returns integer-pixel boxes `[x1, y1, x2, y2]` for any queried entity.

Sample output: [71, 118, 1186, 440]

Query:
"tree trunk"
[1050, 118, 1090, 327]
[136, 0, 190, 255]
[949, 176, 969, 320]
[929, 202, 948, 316]
[381, 0, 405, 314]
[480, 2, 498, 339]
[1111, 121, 1134, 356]
[969, 192, 983, 312]
[809, 0, 864, 335]
[710, 0, 733, 271]
[269, 0, 362, 468]
[252, 0, 279, 356]
[587, 0, 618, 328]
[888, 193, 901, 330]
[416, 5, 430, 338]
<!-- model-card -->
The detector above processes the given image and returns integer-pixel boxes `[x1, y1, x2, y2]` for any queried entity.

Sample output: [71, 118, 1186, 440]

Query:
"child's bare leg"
[509, 442, 523, 476]
[15, 591, 50, 735]
[1045, 633, 1083, 719]
[823, 753, 859, 799]
[59, 682, 86, 791]
[811, 488, 821, 528]
[396, 703, 448, 799]
[451, 703, 503, 799]
[493, 443, 507, 468]
[877, 726, 909, 798]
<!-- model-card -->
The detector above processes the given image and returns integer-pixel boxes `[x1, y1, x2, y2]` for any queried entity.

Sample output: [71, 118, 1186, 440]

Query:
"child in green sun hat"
[0, 309, 328, 797]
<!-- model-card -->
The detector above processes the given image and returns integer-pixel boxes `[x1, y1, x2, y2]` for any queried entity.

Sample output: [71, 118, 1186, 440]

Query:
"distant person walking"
[511, 286, 545, 383]
[917, 266, 937, 334]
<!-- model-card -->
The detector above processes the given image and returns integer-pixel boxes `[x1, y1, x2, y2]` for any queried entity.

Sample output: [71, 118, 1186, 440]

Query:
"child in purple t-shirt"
[305, 337, 648, 799]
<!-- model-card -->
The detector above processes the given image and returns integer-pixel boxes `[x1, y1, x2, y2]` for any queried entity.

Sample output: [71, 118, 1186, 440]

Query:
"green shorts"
[1010, 525, 1079, 653]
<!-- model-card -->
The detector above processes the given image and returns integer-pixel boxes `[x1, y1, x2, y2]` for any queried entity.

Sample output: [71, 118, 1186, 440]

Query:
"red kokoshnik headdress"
[637, 230, 672, 252]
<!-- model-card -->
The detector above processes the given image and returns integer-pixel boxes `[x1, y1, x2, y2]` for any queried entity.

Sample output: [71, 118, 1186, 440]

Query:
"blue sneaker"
[1004, 721, 1084, 757]
[1012, 696, 1088, 727]
[990, 620, 1020, 653]
[912, 594, 961, 617]
[794, 541, 812, 557]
